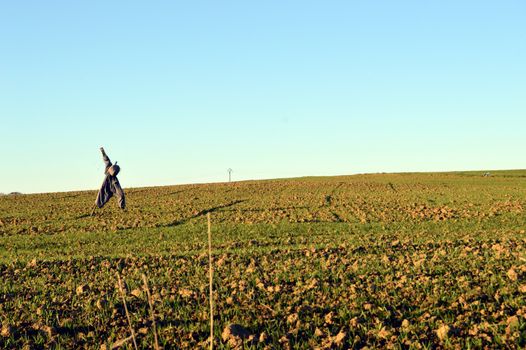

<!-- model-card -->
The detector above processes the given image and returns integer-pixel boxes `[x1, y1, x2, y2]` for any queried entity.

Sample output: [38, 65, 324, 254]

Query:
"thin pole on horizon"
[228, 168, 233, 182]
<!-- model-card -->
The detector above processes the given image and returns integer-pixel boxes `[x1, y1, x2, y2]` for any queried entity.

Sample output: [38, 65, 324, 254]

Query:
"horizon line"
[1, 168, 524, 196]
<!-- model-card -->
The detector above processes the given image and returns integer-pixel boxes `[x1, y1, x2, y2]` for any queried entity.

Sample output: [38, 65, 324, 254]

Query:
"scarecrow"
[92, 147, 125, 215]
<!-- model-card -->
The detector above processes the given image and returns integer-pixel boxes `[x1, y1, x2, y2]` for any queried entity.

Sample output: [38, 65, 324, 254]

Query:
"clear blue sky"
[1, 1, 525, 193]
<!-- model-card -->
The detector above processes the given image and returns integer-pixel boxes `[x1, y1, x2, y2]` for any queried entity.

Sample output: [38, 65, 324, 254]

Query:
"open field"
[1, 171, 525, 349]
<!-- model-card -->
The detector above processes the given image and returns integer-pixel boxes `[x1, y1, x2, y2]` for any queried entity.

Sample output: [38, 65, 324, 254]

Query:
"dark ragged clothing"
[95, 153, 125, 209]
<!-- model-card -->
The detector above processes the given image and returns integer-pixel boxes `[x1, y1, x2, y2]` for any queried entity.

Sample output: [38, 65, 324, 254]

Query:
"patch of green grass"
[1, 172, 525, 348]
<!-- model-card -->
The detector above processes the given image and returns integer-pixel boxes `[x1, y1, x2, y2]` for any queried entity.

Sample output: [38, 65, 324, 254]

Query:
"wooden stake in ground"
[117, 272, 138, 350]
[90, 204, 97, 216]
[142, 274, 160, 350]
[207, 213, 214, 350]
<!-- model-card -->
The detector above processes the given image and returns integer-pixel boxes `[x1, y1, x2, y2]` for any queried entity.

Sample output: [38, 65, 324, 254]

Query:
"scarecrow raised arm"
[100, 147, 112, 169]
